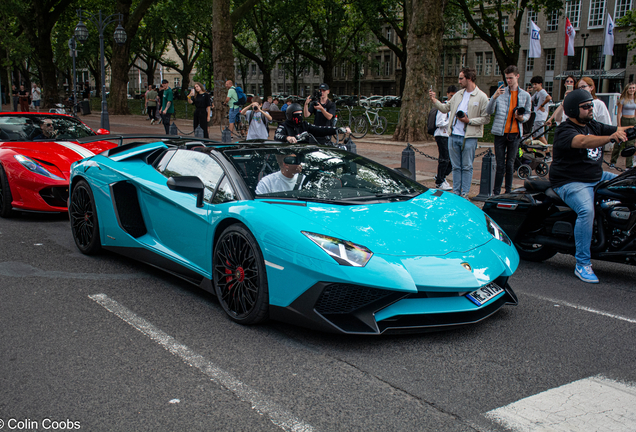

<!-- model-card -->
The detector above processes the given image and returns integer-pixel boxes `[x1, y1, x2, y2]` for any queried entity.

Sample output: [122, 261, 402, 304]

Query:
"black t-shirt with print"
[308, 99, 336, 127]
[549, 118, 617, 188]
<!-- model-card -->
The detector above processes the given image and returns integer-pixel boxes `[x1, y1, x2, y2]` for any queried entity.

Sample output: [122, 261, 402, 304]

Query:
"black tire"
[351, 116, 368, 139]
[536, 162, 549, 177]
[517, 164, 531, 179]
[70, 179, 102, 255]
[213, 224, 269, 325]
[515, 242, 557, 262]
[0, 164, 16, 218]
[374, 116, 387, 135]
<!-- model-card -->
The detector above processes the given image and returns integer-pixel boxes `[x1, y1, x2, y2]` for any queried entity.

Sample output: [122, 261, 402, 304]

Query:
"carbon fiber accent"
[315, 284, 396, 315]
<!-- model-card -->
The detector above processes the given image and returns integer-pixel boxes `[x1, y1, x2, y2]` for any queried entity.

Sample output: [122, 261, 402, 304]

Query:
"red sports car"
[0, 113, 117, 217]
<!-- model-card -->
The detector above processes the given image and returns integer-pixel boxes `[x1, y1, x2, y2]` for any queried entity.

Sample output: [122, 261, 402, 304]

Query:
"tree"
[211, 0, 260, 125]
[7, 0, 75, 107]
[232, 0, 293, 97]
[393, 0, 446, 142]
[131, 14, 170, 88]
[448, 0, 562, 75]
[353, 0, 408, 95]
[108, 0, 156, 115]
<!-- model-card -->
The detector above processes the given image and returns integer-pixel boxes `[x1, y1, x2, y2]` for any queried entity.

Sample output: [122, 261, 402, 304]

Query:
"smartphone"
[498, 81, 504, 88]
[566, 84, 573, 91]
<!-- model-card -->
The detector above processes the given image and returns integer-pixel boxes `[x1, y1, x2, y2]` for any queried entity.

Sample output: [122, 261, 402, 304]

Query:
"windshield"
[226, 146, 427, 203]
[0, 115, 96, 141]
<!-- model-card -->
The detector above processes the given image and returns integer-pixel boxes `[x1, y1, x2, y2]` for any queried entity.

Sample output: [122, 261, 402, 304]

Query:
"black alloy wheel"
[70, 179, 102, 255]
[213, 224, 269, 325]
[0, 164, 16, 218]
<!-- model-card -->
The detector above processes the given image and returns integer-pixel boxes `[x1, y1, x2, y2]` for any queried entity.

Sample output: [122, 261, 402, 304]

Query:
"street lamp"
[579, 33, 590, 79]
[75, 9, 127, 131]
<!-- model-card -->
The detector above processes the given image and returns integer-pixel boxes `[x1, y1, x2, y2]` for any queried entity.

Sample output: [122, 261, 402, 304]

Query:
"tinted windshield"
[0, 115, 96, 141]
[226, 146, 427, 203]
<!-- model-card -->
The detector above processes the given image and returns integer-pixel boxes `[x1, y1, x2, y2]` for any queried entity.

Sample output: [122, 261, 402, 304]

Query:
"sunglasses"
[579, 103, 594, 110]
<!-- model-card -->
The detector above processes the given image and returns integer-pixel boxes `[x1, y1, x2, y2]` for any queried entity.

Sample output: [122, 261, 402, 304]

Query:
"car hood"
[3, 140, 114, 178]
[263, 190, 493, 256]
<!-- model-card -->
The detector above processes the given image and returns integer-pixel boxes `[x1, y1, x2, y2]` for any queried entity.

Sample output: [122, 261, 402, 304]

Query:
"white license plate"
[466, 283, 504, 306]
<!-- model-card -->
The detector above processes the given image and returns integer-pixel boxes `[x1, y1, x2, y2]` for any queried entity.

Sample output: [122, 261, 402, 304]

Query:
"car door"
[139, 149, 230, 273]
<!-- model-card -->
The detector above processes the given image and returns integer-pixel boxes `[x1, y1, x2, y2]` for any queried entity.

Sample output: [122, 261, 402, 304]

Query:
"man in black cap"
[304, 83, 336, 144]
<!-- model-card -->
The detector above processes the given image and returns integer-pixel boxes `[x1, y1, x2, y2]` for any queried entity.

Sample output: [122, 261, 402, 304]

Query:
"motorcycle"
[483, 132, 636, 265]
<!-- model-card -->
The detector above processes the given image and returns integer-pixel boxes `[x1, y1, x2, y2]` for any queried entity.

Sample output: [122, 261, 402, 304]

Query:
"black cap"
[319, 83, 329, 90]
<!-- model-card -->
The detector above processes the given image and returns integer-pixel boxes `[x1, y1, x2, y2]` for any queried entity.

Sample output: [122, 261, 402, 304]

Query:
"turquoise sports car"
[69, 137, 519, 334]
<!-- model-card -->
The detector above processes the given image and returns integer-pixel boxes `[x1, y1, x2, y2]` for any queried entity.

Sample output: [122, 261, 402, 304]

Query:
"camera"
[513, 107, 526, 116]
[456, 110, 465, 119]
[310, 89, 321, 108]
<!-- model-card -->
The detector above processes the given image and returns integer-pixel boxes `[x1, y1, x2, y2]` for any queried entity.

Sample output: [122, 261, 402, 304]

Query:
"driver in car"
[275, 103, 350, 144]
[255, 154, 305, 194]
[33, 119, 57, 140]
[550, 89, 633, 283]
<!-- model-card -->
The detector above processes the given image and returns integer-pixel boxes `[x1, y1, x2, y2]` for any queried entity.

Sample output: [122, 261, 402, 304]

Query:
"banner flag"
[603, 13, 614, 56]
[529, 20, 542, 58]
[565, 18, 576, 56]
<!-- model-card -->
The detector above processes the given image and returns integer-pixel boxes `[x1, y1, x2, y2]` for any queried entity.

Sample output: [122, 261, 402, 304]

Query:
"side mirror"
[621, 146, 636, 158]
[167, 176, 205, 207]
[96, 128, 110, 135]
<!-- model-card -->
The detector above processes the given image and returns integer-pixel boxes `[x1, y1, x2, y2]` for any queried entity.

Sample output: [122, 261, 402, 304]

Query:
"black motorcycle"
[483, 142, 636, 264]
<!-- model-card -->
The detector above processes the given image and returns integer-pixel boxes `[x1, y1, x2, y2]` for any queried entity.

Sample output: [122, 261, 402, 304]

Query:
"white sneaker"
[150, 119, 155, 125]
[440, 180, 452, 191]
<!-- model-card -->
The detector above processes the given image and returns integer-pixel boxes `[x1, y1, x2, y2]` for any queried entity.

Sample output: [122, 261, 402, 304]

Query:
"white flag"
[603, 13, 614, 56]
[529, 20, 542, 58]
[564, 18, 575, 56]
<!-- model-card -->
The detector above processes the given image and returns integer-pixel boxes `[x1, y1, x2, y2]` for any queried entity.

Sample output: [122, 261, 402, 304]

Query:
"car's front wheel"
[0, 164, 15, 218]
[213, 224, 269, 325]
[70, 179, 102, 255]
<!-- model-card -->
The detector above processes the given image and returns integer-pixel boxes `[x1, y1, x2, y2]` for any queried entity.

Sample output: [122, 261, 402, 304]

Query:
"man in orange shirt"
[486, 65, 532, 195]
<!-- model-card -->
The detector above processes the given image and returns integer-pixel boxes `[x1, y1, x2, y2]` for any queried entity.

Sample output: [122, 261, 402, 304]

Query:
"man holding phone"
[486, 65, 532, 195]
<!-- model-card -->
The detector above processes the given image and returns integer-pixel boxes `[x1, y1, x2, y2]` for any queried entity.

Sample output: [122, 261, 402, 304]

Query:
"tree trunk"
[212, 0, 234, 125]
[393, 0, 446, 142]
[110, 43, 132, 115]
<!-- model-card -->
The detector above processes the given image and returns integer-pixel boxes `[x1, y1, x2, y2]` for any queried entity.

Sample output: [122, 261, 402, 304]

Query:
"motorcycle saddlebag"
[483, 186, 550, 241]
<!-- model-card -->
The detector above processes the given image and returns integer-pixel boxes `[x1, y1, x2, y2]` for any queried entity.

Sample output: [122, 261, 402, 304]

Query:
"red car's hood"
[3, 140, 115, 179]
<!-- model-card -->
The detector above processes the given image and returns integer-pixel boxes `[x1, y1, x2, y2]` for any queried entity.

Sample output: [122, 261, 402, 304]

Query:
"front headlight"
[14, 155, 64, 180]
[302, 231, 373, 267]
[485, 215, 511, 245]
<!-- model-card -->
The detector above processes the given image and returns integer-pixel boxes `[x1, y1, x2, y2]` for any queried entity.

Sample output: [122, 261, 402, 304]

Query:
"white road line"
[89, 294, 315, 432]
[528, 294, 636, 324]
[486, 375, 636, 431]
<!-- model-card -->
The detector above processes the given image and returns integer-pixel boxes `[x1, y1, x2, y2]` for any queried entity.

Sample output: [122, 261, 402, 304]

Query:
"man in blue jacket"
[486, 65, 532, 195]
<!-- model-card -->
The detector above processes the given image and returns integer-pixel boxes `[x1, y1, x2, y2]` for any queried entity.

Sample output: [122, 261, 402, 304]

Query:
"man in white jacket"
[429, 68, 490, 198]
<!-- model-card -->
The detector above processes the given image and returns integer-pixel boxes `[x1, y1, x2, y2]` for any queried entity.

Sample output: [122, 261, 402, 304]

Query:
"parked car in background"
[361, 96, 384, 108]
[382, 96, 401, 108]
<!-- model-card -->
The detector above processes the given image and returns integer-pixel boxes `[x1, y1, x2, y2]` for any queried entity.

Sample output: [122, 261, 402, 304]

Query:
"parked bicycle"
[352, 106, 387, 138]
[334, 105, 367, 139]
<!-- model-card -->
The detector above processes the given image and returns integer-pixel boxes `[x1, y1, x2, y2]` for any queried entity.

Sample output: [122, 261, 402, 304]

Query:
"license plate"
[466, 283, 504, 306]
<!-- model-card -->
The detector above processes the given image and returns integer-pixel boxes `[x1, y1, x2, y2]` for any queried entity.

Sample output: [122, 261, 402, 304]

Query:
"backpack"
[233, 86, 247, 106]
[427, 108, 438, 135]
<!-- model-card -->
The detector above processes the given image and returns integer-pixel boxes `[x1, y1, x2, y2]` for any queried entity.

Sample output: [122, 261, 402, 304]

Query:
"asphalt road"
[1, 211, 635, 432]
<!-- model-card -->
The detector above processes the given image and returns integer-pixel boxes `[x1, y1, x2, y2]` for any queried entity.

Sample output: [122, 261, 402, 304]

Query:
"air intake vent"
[315, 284, 395, 315]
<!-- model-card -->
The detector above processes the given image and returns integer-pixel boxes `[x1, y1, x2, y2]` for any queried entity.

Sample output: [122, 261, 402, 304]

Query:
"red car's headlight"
[14, 155, 64, 180]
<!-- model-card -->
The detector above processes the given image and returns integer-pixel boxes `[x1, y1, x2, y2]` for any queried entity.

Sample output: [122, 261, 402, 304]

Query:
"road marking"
[89, 294, 315, 432]
[486, 375, 636, 431]
[529, 294, 636, 324]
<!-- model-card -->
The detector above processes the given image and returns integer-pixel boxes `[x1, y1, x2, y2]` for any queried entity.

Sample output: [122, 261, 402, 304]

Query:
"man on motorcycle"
[274, 103, 350, 144]
[550, 89, 631, 283]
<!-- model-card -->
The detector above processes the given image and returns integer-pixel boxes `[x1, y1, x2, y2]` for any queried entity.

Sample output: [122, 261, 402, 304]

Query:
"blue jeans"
[229, 107, 240, 125]
[553, 171, 617, 266]
[449, 134, 478, 195]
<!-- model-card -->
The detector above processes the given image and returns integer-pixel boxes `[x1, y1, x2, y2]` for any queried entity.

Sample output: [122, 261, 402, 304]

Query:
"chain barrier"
[603, 160, 626, 172]
[408, 143, 491, 163]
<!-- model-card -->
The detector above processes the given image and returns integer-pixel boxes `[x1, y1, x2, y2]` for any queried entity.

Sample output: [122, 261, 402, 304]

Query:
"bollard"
[345, 137, 357, 154]
[222, 126, 232, 143]
[169, 122, 179, 136]
[194, 125, 204, 138]
[400, 143, 416, 180]
[473, 148, 496, 201]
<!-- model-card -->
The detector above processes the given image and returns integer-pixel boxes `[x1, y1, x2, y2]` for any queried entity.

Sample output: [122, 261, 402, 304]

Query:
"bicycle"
[219, 106, 248, 139]
[334, 105, 367, 139]
[352, 106, 387, 138]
